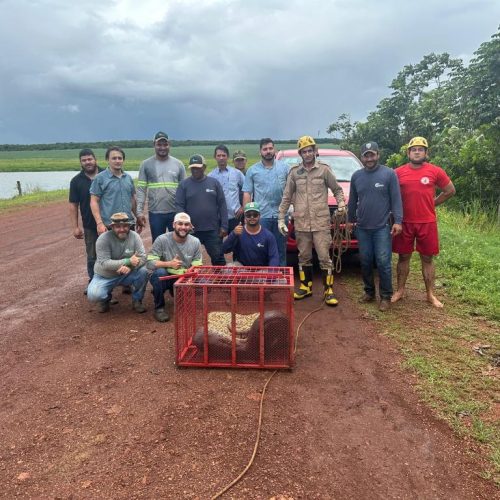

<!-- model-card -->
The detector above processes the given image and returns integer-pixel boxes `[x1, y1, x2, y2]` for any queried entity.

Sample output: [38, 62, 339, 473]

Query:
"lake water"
[0, 171, 139, 199]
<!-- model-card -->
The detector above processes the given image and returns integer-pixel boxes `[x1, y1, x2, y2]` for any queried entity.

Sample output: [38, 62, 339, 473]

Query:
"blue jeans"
[149, 212, 175, 242]
[260, 217, 287, 267]
[149, 268, 176, 309]
[87, 267, 148, 302]
[356, 225, 393, 299]
[193, 230, 226, 265]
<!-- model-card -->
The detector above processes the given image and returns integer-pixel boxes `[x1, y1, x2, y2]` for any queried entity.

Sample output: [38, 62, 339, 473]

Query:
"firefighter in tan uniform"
[278, 136, 346, 306]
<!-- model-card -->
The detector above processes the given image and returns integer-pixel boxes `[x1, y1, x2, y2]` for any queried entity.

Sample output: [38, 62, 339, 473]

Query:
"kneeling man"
[87, 212, 148, 313]
[147, 212, 202, 322]
[222, 202, 279, 267]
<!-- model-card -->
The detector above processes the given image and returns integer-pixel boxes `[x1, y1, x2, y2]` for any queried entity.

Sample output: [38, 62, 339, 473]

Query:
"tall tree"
[453, 28, 500, 131]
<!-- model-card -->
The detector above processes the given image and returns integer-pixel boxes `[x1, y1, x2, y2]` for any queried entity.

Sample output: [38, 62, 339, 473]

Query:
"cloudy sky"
[0, 0, 498, 144]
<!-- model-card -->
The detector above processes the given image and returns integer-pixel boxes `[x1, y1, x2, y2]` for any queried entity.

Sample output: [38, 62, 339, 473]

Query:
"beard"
[410, 157, 426, 165]
[114, 230, 129, 239]
[83, 164, 98, 174]
[174, 228, 189, 239]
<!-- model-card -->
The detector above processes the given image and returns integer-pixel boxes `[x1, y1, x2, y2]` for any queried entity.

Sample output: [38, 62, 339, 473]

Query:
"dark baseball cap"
[233, 150, 247, 160]
[154, 131, 169, 142]
[360, 142, 379, 156]
[188, 154, 206, 168]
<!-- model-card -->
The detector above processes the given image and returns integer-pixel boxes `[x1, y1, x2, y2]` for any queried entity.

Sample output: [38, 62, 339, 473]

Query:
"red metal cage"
[174, 266, 295, 369]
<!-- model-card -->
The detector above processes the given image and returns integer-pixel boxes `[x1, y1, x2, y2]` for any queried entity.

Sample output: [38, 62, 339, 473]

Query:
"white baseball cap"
[174, 212, 191, 224]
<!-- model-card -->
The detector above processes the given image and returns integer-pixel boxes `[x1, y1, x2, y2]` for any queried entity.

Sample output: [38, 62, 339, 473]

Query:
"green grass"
[436, 206, 500, 321]
[342, 206, 499, 484]
[0, 189, 68, 212]
[0, 142, 312, 172]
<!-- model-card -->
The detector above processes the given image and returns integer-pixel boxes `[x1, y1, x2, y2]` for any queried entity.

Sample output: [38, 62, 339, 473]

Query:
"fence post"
[16, 181, 23, 196]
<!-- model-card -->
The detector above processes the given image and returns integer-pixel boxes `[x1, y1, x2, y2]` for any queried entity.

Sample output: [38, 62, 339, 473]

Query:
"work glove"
[335, 202, 346, 216]
[278, 220, 289, 236]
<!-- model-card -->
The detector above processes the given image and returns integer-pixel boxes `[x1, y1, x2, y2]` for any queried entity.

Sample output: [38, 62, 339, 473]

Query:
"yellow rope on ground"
[210, 307, 324, 499]
[294, 306, 324, 354]
[210, 369, 277, 500]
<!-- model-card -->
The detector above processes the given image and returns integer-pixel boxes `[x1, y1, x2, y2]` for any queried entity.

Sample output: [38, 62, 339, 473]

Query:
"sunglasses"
[245, 212, 259, 218]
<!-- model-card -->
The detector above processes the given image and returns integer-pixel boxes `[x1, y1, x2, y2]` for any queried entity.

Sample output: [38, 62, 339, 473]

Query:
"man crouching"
[87, 212, 148, 313]
[147, 212, 202, 322]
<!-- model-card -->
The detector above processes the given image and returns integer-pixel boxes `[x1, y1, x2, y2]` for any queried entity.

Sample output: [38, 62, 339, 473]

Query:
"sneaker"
[109, 297, 119, 305]
[154, 308, 170, 323]
[359, 293, 375, 303]
[379, 299, 390, 312]
[132, 300, 146, 313]
[98, 301, 110, 313]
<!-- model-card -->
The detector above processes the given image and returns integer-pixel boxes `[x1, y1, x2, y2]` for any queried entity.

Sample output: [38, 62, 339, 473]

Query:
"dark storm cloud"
[0, 0, 498, 143]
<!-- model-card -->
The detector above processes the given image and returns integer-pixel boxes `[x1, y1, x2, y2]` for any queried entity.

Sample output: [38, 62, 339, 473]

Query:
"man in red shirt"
[392, 137, 456, 308]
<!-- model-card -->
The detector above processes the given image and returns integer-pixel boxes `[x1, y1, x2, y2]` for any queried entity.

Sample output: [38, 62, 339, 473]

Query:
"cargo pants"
[296, 229, 332, 270]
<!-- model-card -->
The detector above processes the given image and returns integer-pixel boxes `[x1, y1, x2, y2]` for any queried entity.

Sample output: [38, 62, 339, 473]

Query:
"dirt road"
[0, 202, 495, 499]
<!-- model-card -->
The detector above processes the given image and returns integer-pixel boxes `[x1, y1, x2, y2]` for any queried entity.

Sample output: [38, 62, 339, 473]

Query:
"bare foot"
[427, 294, 444, 308]
[391, 289, 405, 303]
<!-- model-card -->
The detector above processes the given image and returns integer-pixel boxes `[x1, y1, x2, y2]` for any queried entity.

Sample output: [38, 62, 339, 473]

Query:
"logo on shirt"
[420, 177, 430, 185]
[374, 183, 384, 188]
[257, 243, 264, 248]
[206, 188, 215, 193]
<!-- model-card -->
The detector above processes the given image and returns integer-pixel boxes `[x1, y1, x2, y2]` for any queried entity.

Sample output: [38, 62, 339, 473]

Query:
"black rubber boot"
[294, 265, 313, 300]
[322, 269, 338, 306]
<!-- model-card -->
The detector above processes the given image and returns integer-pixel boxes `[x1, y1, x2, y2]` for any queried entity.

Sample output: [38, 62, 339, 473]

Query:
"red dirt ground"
[0, 201, 496, 499]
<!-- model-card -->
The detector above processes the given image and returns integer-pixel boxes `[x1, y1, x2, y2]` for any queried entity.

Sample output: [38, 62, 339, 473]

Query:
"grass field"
[0, 143, 313, 172]
[436, 206, 500, 322]
[0, 189, 68, 212]
[344, 205, 499, 483]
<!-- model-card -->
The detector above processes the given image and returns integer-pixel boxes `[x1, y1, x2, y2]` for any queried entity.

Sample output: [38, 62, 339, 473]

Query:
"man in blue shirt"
[242, 138, 289, 266]
[208, 144, 245, 234]
[347, 142, 403, 311]
[90, 146, 141, 235]
[223, 202, 279, 267]
[175, 154, 227, 266]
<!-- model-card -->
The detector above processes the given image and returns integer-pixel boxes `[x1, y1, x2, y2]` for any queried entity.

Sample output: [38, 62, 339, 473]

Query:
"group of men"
[69, 131, 455, 322]
[69, 134, 289, 322]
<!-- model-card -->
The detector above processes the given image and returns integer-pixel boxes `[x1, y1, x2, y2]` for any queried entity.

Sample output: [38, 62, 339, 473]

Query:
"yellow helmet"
[297, 135, 316, 151]
[408, 136, 429, 149]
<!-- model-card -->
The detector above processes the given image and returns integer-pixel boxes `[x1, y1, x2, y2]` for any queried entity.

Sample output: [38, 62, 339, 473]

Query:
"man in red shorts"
[392, 137, 455, 308]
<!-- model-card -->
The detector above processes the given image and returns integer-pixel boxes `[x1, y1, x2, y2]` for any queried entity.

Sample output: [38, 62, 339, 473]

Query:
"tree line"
[0, 138, 340, 152]
[327, 27, 499, 210]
